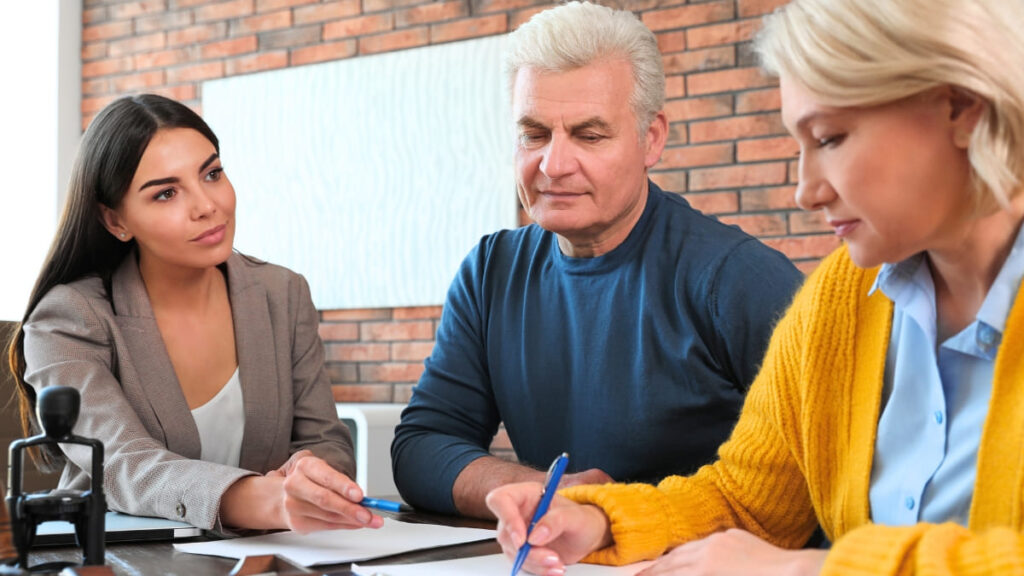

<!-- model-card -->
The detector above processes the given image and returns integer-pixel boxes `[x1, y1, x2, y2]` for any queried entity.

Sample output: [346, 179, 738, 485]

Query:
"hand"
[559, 468, 613, 488]
[487, 482, 612, 576]
[277, 453, 384, 533]
[636, 529, 826, 576]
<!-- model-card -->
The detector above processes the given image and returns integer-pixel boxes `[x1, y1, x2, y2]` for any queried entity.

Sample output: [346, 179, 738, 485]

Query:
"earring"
[119, 233, 126, 239]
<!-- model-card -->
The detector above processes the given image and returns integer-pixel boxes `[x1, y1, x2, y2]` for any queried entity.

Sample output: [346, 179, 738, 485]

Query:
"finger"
[521, 545, 565, 576]
[283, 470, 376, 526]
[293, 457, 364, 502]
[278, 449, 315, 476]
[487, 484, 539, 548]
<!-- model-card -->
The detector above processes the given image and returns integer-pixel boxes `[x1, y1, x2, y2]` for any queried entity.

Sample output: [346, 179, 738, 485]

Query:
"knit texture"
[563, 245, 1024, 575]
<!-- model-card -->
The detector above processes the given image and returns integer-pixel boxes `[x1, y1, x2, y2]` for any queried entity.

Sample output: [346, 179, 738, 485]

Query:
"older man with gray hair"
[392, 1, 802, 519]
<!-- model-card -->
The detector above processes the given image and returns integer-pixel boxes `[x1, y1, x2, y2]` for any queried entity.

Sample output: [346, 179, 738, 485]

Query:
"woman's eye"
[205, 167, 223, 182]
[153, 188, 175, 201]
[816, 134, 846, 148]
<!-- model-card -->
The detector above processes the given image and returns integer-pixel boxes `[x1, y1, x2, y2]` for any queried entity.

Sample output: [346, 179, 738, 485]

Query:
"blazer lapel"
[111, 254, 202, 459]
[226, 254, 281, 473]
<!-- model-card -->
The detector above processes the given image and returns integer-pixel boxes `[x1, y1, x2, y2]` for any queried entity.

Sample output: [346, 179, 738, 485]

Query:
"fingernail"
[547, 568, 565, 576]
[542, 555, 560, 567]
[347, 487, 361, 501]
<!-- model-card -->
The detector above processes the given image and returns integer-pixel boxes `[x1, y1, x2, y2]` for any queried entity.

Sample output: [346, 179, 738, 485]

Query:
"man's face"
[512, 60, 666, 256]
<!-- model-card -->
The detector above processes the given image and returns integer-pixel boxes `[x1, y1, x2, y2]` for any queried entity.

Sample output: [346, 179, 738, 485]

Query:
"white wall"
[0, 1, 81, 321]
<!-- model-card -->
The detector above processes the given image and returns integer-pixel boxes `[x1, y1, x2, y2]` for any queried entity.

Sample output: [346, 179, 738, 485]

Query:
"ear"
[947, 86, 985, 149]
[643, 110, 669, 168]
[98, 204, 132, 242]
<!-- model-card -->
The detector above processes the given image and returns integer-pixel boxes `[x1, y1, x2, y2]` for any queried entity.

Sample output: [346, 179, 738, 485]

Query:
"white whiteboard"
[202, 35, 516, 309]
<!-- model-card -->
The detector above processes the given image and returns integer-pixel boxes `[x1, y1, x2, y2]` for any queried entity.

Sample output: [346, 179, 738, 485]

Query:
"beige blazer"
[22, 252, 355, 530]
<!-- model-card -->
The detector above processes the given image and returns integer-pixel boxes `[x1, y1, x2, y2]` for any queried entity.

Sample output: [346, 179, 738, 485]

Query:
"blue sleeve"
[391, 244, 502, 514]
[707, 238, 804, 389]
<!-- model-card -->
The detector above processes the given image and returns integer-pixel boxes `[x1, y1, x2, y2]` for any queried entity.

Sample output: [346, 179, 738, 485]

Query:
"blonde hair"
[505, 1, 665, 136]
[754, 0, 1024, 208]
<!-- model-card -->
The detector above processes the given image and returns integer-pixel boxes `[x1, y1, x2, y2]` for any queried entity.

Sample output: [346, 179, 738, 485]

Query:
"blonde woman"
[486, 0, 1024, 574]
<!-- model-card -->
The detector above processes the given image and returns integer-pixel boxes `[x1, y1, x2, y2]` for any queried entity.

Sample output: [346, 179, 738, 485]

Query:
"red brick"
[474, 0, 550, 14]
[392, 306, 443, 320]
[736, 87, 781, 114]
[649, 171, 687, 193]
[665, 75, 685, 99]
[195, 0, 254, 23]
[393, 384, 415, 403]
[201, 36, 258, 59]
[682, 191, 738, 214]
[230, 10, 292, 35]
[135, 48, 190, 70]
[689, 113, 785, 144]
[318, 322, 360, 341]
[642, 1, 733, 32]
[666, 123, 688, 146]
[256, 0, 317, 11]
[737, 136, 798, 162]
[689, 162, 788, 191]
[323, 14, 395, 40]
[397, 1, 467, 27]
[392, 342, 435, 362]
[788, 158, 799, 183]
[82, 57, 134, 78]
[359, 363, 425, 383]
[225, 51, 288, 75]
[168, 23, 227, 46]
[719, 213, 787, 237]
[135, 11, 194, 33]
[686, 19, 762, 50]
[150, 84, 197, 102]
[109, 0, 167, 20]
[659, 143, 733, 170]
[83, 21, 132, 42]
[509, 5, 555, 29]
[361, 321, 435, 341]
[664, 95, 732, 122]
[657, 31, 686, 54]
[291, 40, 358, 65]
[108, 32, 167, 57]
[322, 308, 391, 321]
[740, 185, 797, 210]
[166, 61, 224, 84]
[327, 364, 358, 383]
[82, 95, 118, 114]
[82, 78, 109, 96]
[261, 26, 322, 49]
[326, 343, 390, 362]
[687, 66, 776, 96]
[359, 28, 430, 55]
[789, 211, 831, 234]
[738, 0, 789, 17]
[294, 0, 360, 25]
[82, 42, 107, 60]
[83, 7, 107, 24]
[112, 70, 165, 92]
[795, 260, 820, 274]
[332, 384, 393, 402]
[431, 14, 506, 44]
[763, 235, 841, 260]
[662, 46, 734, 75]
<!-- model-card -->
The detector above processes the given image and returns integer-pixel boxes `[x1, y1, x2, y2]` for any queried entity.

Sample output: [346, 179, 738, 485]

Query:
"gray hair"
[754, 0, 1024, 208]
[505, 1, 665, 136]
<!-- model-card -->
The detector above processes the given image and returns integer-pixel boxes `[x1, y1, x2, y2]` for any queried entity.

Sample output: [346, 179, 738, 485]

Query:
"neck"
[556, 180, 650, 258]
[138, 254, 226, 312]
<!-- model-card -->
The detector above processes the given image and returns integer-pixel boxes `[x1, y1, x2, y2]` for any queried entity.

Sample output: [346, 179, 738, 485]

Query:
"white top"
[191, 367, 244, 467]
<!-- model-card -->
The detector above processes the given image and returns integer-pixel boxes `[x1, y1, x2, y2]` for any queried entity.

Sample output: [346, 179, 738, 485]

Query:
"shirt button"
[934, 411, 944, 425]
[905, 497, 915, 510]
[176, 503, 187, 518]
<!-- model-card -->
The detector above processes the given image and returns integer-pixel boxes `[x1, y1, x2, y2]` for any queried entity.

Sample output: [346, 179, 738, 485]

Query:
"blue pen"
[360, 497, 414, 513]
[510, 452, 570, 576]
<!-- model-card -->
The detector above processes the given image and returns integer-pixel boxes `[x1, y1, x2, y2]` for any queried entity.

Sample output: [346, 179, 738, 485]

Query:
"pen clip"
[541, 452, 567, 496]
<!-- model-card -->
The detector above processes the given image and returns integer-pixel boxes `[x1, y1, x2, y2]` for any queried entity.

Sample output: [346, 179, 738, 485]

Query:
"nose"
[539, 133, 577, 180]
[794, 151, 836, 212]
[189, 185, 216, 220]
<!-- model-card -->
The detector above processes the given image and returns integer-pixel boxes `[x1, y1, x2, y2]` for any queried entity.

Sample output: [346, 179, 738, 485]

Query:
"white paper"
[353, 554, 654, 575]
[173, 518, 496, 566]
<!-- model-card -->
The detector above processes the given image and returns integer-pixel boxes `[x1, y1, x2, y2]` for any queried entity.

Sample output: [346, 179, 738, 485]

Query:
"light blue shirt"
[868, 226, 1024, 526]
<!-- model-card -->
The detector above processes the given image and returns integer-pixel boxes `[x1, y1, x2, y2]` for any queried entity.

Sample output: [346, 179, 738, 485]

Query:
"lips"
[191, 223, 226, 243]
[827, 219, 860, 237]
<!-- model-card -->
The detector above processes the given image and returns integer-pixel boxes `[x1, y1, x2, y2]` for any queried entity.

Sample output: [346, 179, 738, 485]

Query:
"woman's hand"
[275, 451, 384, 533]
[486, 482, 613, 576]
[636, 529, 826, 576]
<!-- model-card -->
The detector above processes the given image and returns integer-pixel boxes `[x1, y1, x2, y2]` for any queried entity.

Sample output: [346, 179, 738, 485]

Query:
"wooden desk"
[24, 510, 500, 575]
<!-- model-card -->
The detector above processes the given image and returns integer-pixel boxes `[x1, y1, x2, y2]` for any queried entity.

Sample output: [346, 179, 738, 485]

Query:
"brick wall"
[79, 1, 837, 436]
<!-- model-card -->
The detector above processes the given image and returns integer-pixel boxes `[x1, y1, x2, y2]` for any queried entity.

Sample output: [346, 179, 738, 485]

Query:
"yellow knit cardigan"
[563, 246, 1024, 575]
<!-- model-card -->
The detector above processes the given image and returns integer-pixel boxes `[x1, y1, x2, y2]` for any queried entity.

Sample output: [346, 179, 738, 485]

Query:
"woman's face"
[781, 77, 979, 268]
[102, 127, 236, 273]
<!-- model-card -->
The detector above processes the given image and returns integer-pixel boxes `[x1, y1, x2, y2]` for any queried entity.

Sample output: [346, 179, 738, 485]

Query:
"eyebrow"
[138, 153, 220, 192]
[516, 116, 614, 134]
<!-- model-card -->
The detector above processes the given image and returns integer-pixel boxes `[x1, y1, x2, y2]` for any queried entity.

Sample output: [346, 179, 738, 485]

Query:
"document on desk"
[353, 554, 653, 575]
[173, 518, 496, 566]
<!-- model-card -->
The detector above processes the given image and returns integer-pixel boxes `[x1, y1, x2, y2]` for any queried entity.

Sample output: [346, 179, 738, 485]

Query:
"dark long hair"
[6, 94, 220, 469]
